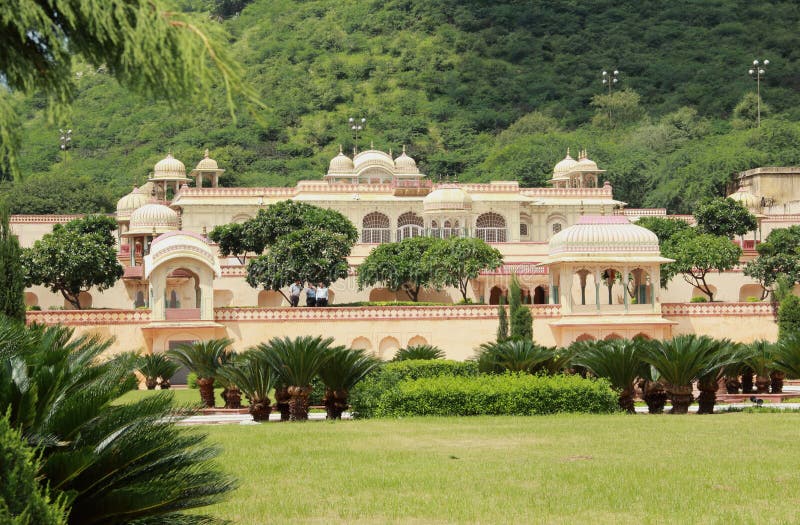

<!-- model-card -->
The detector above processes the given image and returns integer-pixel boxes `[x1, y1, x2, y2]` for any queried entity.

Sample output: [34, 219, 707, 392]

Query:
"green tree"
[0, 415, 68, 525]
[572, 339, 644, 413]
[694, 197, 758, 238]
[424, 237, 503, 302]
[21, 215, 122, 309]
[0, 320, 235, 524]
[744, 226, 800, 298]
[357, 237, 441, 302]
[208, 222, 250, 264]
[732, 92, 769, 129]
[778, 295, 800, 341]
[167, 338, 232, 407]
[0, 204, 25, 322]
[635, 216, 691, 245]
[318, 346, 380, 419]
[508, 275, 532, 340]
[497, 295, 509, 342]
[661, 229, 742, 300]
[591, 90, 646, 129]
[0, 0, 258, 178]
[247, 228, 353, 303]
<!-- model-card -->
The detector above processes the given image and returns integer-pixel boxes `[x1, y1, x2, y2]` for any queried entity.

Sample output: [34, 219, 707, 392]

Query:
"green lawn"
[200, 414, 800, 524]
[114, 388, 216, 406]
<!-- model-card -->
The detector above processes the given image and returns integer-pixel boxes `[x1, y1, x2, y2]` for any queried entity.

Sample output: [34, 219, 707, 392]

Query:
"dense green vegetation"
[7, 0, 800, 213]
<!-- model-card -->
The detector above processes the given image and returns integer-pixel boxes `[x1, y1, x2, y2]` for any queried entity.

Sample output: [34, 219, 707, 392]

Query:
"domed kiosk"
[540, 215, 675, 344]
[423, 184, 472, 238]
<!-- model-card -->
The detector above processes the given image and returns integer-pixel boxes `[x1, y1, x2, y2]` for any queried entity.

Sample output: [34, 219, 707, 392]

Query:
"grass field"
[199, 414, 800, 524]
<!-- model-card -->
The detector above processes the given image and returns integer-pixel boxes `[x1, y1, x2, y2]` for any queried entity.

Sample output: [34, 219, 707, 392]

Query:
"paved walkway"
[177, 411, 352, 425]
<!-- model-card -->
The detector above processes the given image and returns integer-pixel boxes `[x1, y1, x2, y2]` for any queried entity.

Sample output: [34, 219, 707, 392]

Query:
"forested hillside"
[5, 0, 800, 214]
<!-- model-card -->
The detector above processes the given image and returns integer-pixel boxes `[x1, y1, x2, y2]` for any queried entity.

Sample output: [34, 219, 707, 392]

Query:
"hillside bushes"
[374, 374, 617, 417]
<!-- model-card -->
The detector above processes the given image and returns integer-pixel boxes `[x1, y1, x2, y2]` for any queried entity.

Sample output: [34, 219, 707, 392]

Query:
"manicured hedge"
[374, 373, 618, 417]
[349, 359, 479, 418]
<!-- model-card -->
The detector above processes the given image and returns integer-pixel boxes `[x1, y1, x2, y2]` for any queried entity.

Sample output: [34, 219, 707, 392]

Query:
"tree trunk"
[323, 388, 349, 420]
[754, 374, 771, 394]
[618, 387, 635, 414]
[61, 290, 82, 310]
[197, 377, 215, 408]
[145, 377, 157, 390]
[249, 401, 272, 422]
[770, 370, 785, 393]
[642, 380, 667, 414]
[274, 386, 291, 421]
[287, 385, 312, 421]
[160, 378, 172, 389]
[696, 378, 718, 414]
[225, 386, 242, 409]
[741, 368, 754, 393]
[668, 384, 693, 414]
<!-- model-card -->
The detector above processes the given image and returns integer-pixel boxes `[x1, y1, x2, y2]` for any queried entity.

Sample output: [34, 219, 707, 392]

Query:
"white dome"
[152, 153, 188, 180]
[394, 146, 419, 174]
[127, 203, 180, 236]
[194, 149, 219, 171]
[423, 184, 473, 213]
[353, 149, 394, 172]
[728, 186, 761, 210]
[328, 147, 355, 174]
[116, 186, 150, 220]
[574, 149, 600, 172]
[552, 150, 577, 180]
[549, 215, 660, 256]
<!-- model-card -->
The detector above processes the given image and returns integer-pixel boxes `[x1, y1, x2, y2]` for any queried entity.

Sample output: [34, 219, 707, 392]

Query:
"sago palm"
[0, 319, 235, 524]
[741, 340, 776, 393]
[167, 338, 232, 407]
[474, 339, 554, 374]
[392, 344, 445, 361]
[136, 352, 179, 389]
[774, 333, 800, 379]
[257, 335, 334, 421]
[572, 339, 643, 413]
[218, 351, 276, 421]
[695, 339, 740, 414]
[642, 334, 719, 414]
[318, 347, 380, 419]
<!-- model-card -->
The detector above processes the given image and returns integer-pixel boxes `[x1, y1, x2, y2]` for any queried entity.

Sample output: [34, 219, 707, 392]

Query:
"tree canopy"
[635, 216, 691, 245]
[661, 229, 742, 301]
[0, 204, 25, 321]
[22, 215, 123, 309]
[357, 236, 441, 302]
[694, 197, 758, 238]
[744, 225, 800, 298]
[424, 237, 503, 302]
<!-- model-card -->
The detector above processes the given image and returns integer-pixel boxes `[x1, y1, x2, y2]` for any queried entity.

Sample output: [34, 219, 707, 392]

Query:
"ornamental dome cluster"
[423, 184, 473, 213]
[116, 186, 151, 220]
[325, 145, 422, 182]
[127, 203, 180, 236]
[550, 148, 605, 188]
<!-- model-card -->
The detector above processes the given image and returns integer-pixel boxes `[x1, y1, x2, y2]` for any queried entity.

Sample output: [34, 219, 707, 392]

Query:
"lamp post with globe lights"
[601, 69, 620, 94]
[348, 117, 366, 153]
[59, 128, 72, 165]
[748, 59, 769, 127]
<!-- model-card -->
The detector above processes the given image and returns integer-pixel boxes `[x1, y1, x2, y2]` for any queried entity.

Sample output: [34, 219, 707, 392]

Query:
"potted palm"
[218, 352, 275, 421]
[642, 335, 719, 414]
[257, 335, 334, 421]
[167, 338, 232, 407]
[573, 339, 643, 414]
[696, 339, 739, 414]
[136, 353, 180, 390]
[318, 347, 380, 419]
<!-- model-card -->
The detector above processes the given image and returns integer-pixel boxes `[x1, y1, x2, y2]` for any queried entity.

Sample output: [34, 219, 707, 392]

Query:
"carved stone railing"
[480, 263, 548, 276]
[459, 182, 520, 193]
[176, 187, 296, 197]
[11, 214, 86, 224]
[519, 186, 613, 197]
[26, 309, 152, 325]
[616, 208, 667, 217]
[661, 302, 776, 317]
[214, 304, 562, 322]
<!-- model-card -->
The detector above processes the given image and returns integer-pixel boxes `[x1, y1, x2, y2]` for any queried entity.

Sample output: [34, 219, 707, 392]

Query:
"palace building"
[14, 147, 800, 359]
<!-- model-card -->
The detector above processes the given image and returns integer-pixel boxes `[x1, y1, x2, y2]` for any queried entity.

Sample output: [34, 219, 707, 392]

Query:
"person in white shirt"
[315, 282, 329, 307]
[289, 280, 302, 307]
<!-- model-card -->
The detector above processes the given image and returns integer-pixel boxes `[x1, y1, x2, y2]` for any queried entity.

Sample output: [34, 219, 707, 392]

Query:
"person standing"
[289, 279, 302, 307]
[315, 282, 329, 307]
[305, 282, 316, 307]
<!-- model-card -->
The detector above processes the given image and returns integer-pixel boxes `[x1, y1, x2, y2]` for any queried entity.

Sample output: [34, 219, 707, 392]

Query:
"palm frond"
[256, 335, 334, 387]
[392, 345, 445, 361]
[167, 338, 232, 379]
[318, 347, 380, 391]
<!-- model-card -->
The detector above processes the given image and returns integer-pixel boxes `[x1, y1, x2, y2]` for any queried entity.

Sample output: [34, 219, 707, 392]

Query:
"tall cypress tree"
[0, 204, 25, 322]
[497, 295, 508, 341]
[509, 275, 533, 340]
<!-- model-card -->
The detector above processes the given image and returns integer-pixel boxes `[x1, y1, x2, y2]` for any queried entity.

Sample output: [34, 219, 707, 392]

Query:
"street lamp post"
[348, 117, 366, 152]
[601, 69, 620, 94]
[59, 128, 72, 165]
[748, 59, 769, 127]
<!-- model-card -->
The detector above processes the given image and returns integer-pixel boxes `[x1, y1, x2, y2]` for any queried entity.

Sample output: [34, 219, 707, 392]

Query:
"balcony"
[392, 179, 432, 197]
[165, 308, 201, 321]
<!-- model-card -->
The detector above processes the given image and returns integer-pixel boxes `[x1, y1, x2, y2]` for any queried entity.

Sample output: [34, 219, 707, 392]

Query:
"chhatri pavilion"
[13, 147, 800, 359]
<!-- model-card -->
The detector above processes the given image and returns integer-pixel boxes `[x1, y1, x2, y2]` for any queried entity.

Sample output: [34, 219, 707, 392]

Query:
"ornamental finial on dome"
[204, 148, 210, 158]
[339, 144, 343, 154]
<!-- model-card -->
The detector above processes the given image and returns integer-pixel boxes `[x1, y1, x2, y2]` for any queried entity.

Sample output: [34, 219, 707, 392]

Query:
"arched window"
[476, 213, 506, 242]
[397, 212, 424, 240]
[552, 223, 562, 234]
[362, 212, 390, 243]
[520, 223, 528, 237]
